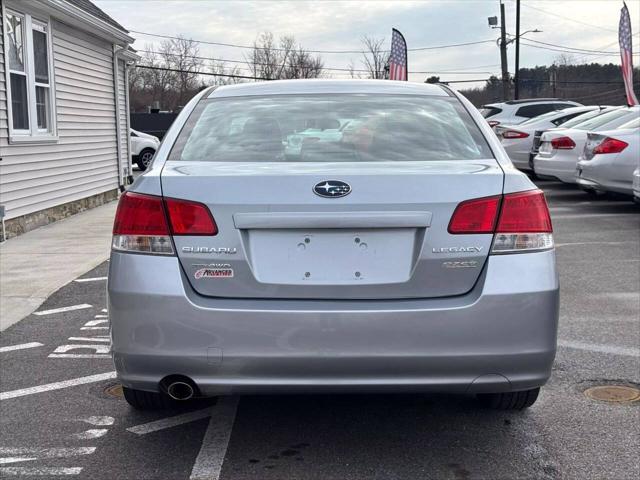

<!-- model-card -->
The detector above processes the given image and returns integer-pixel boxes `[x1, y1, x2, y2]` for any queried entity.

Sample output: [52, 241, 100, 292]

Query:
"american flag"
[389, 29, 407, 81]
[619, 2, 638, 105]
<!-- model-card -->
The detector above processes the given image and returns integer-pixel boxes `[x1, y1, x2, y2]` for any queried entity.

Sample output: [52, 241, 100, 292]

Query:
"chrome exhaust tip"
[166, 381, 195, 401]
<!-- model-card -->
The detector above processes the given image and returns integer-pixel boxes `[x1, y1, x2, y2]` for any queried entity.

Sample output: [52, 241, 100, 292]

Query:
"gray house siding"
[0, 18, 124, 226]
[0, 17, 6, 144]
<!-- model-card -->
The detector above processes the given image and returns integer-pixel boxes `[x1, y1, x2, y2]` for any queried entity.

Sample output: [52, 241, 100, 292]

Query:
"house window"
[4, 9, 55, 140]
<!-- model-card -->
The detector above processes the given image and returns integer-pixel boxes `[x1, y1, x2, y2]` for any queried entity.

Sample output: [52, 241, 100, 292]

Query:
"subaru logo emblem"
[313, 180, 351, 198]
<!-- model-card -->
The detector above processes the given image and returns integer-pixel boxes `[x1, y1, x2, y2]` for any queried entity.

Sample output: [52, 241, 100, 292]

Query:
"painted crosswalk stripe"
[74, 277, 107, 283]
[33, 304, 92, 316]
[190, 397, 239, 480]
[127, 408, 214, 435]
[0, 372, 116, 400]
[0, 342, 44, 353]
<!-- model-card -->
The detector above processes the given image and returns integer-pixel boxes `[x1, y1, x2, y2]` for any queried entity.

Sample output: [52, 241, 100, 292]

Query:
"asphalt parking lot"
[1, 178, 638, 480]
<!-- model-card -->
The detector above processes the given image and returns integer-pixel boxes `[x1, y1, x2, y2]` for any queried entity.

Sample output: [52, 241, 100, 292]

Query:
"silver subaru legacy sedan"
[108, 80, 558, 411]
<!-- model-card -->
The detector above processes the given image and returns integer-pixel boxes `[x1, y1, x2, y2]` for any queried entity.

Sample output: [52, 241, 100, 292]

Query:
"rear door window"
[170, 94, 494, 162]
[480, 106, 502, 118]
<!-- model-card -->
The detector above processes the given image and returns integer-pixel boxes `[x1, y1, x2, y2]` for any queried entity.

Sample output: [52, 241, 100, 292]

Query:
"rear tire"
[136, 148, 155, 171]
[477, 387, 540, 410]
[123, 386, 174, 410]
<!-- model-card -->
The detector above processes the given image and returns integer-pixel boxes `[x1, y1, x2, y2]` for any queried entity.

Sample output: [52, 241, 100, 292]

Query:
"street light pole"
[515, 0, 521, 99]
[500, 2, 509, 101]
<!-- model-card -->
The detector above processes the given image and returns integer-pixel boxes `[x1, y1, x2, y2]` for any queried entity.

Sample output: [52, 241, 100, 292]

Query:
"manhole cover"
[584, 385, 640, 403]
[104, 383, 123, 398]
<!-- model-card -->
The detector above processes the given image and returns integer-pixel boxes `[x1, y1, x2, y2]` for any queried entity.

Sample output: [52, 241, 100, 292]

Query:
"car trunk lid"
[161, 160, 504, 300]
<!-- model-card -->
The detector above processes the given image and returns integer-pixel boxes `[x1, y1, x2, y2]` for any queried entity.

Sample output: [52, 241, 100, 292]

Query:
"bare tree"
[360, 36, 388, 79]
[159, 36, 203, 107]
[209, 61, 245, 85]
[246, 32, 323, 80]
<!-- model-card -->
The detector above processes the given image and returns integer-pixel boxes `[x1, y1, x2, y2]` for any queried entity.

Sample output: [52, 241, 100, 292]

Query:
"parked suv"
[131, 129, 160, 171]
[109, 80, 558, 411]
[481, 98, 582, 128]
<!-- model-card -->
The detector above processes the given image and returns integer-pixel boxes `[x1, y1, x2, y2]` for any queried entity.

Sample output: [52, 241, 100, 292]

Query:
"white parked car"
[480, 98, 582, 128]
[533, 107, 638, 183]
[496, 106, 599, 171]
[576, 118, 640, 196]
[633, 166, 640, 203]
[131, 129, 160, 170]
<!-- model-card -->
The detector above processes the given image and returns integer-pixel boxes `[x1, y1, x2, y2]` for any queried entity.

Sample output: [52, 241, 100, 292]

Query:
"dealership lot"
[0, 179, 638, 480]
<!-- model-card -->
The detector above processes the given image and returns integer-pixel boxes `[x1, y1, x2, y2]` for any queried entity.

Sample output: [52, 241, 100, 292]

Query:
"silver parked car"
[576, 117, 640, 196]
[108, 80, 558, 411]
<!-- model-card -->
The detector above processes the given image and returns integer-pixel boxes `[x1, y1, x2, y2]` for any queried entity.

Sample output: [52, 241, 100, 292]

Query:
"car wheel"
[122, 386, 174, 410]
[136, 148, 155, 171]
[477, 387, 540, 410]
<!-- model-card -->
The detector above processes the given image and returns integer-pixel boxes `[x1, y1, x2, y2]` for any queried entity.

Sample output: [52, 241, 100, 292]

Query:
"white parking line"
[0, 467, 83, 475]
[74, 277, 107, 283]
[51, 345, 110, 354]
[127, 408, 214, 435]
[48, 354, 111, 359]
[0, 342, 44, 353]
[72, 429, 108, 440]
[79, 416, 114, 426]
[190, 397, 239, 480]
[80, 327, 108, 331]
[68, 337, 110, 343]
[84, 320, 108, 327]
[558, 340, 640, 358]
[552, 213, 639, 219]
[0, 372, 116, 400]
[556, 241, 637, 247]
[33, 304, 92, 316]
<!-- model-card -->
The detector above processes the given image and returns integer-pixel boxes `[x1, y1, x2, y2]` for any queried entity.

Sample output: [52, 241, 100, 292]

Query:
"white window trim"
[2, 4, 58, 144]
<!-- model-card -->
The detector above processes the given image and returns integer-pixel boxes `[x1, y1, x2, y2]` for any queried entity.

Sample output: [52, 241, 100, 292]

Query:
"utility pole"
[500, 1, 509, 100]
[514, 0, 521, 99]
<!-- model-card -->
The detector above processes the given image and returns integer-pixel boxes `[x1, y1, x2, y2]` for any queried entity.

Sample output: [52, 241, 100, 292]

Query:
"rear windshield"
[170, 94, 494, 162]
[557, 109, 603, 129]
[572, 108, 633, 131]
[480, 106, 502, 118]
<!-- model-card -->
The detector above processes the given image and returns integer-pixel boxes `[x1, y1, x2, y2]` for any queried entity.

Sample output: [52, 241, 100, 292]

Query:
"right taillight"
[593, 137, 628, 155]
[550, 136, 576, 150]
[449, 190, 553, 254]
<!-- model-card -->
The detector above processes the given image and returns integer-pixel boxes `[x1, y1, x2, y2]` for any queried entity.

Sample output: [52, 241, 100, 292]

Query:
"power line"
[520, 3, 618, 34]
[129, 29, 494, 54]
[519, 37, 622, 55]
[520, 39, 640, 57]
[136, 49, 497, 74]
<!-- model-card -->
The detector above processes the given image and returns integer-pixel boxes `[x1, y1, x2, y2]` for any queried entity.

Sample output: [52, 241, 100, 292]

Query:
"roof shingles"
[64, 0, 128, 33]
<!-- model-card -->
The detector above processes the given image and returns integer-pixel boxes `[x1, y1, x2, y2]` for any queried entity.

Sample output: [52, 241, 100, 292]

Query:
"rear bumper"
[108, 250, 559, 396]
[534, 155, 578, 184]
[576, 161, 633, 195]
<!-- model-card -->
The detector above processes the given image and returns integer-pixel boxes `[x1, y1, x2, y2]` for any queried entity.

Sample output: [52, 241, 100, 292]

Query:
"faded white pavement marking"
[74, 277, 107, 283]
[127, 408, 214, 435]
[49, 354, 111, 359]
[33, 304, 92, 316]
[190, 397, 239, 480]
[93, 315, 108, 319]
[0, 466, 83, 475]
[68, 337, 110, 343]
[79, 416, 114, 426]
[84, 320, 108, 327]
[51, 345, 110, 354]
[72, 429, 108, 439]
[80, 327, 108, 331]
[555, 241, 638, 247]
[0, 342, 44, 353]
[101, 309, 108, 313]
[0, 372, 116, 400]
[0, 448, 96, 459]
[558, 340, 640, 358]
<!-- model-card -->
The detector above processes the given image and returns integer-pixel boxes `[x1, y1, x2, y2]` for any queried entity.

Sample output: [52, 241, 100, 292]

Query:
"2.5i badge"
[194, 265, 234, 279]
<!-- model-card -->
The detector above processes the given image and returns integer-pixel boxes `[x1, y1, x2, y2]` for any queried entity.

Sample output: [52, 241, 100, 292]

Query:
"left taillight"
[112, 192, 174, 255]
[501, 129, 529, 139]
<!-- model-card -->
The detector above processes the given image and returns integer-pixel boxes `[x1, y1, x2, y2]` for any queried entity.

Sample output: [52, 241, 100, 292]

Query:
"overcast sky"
[95, 0, 640, 86]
